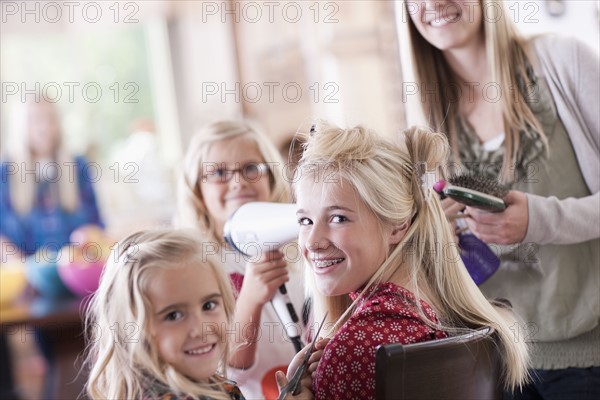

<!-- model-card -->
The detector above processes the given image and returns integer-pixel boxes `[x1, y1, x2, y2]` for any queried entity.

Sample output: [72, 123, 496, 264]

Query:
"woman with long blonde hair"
[0, 96, 103, 255]
[0, 96, 103, 399]
[295, 122, 529, 400]
[403, 0, 599, 397]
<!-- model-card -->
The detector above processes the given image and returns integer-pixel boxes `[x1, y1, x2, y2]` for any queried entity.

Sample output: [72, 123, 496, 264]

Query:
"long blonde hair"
[6, 97, 79, 214]
[177, 121, 291, 243]
[84, 229, 236, 400]
[295, 122, 529, 390]
[404, 0, 547, 182]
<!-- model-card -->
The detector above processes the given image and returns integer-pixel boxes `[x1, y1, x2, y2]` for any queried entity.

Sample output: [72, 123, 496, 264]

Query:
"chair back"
[375, 327, 503, 399]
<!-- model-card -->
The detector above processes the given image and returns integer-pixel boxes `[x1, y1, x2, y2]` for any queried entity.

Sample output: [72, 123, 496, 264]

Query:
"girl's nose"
[188, 317, 202, 338]
[189, 313, 220, 339]
[305, 224, 330, 251]
[187, 312, 208, 338]
[228, 170, 249, 190]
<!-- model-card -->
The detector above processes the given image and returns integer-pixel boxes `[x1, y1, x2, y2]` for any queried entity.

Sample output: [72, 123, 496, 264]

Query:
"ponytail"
[400, 127, 530, 391]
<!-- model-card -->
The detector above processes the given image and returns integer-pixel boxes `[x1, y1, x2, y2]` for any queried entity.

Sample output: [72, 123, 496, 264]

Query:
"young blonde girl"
[294, 122, 529, 400]
[85, 229, 240, 400]
[178, 121, 306, 399]
[84, 229, 315, 400]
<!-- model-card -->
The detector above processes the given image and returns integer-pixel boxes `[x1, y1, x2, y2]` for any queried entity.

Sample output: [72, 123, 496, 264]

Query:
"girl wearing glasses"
[177, 121, 306, 399]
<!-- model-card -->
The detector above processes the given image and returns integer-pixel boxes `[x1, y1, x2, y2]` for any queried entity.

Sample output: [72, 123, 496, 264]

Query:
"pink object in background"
[57, 260, 104, 298]
[57, 225, 112, 297]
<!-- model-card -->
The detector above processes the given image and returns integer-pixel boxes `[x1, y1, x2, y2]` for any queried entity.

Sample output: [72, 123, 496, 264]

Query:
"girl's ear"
[388, 222, 410, 245]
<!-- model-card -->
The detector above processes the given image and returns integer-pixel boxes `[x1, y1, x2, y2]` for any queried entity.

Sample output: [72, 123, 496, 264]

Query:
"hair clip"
[421, 170, 438, 202]
[120, 243, 138, 266]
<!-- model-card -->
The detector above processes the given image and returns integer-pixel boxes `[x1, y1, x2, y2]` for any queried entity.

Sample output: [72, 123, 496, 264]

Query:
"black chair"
[375, 327, 502, 400]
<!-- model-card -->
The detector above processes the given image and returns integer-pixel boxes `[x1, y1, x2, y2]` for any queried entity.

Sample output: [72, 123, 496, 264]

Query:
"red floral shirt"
[312, 282, 448, 400]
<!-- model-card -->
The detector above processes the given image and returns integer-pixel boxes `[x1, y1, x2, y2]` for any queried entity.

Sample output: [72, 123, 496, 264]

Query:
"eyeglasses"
[202, 163, 270, 184]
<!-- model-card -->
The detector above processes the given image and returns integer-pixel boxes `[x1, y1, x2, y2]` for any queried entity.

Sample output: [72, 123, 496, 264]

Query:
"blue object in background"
[0, 156, 103, 256]
[459, 233, 500, 285]
[25, 250, 73, 298]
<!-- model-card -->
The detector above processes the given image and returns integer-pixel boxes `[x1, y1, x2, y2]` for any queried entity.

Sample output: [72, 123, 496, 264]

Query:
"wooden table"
[1, 294, 88, 400]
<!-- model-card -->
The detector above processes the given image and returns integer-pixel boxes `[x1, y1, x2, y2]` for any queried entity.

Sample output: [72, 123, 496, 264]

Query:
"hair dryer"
[224, 202, 300, 258]
[223, 202, 304, 352]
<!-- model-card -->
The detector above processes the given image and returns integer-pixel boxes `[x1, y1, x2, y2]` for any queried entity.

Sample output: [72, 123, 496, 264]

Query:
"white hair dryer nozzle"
[223, 202, 299, 259]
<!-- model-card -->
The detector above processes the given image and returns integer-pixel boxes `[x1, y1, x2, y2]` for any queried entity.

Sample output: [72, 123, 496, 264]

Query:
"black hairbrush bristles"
[448, 174, 509, 199]
[433, 174, 508, 212]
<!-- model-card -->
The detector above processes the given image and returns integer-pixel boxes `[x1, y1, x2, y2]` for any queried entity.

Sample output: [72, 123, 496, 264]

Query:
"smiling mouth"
[185, 343, 215, 355]
[429, 14, 459, 27]
[313, 258, 345, 269]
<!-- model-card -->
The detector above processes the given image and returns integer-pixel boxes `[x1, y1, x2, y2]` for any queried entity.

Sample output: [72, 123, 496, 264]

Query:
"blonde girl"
[1, 96, 103, 399]
[294, 122, 529, 400]
[403, 1, 599, 397]
[85, 229, 242, 400]
[178, 121, 306, 399]
[1, 96, 103, 256]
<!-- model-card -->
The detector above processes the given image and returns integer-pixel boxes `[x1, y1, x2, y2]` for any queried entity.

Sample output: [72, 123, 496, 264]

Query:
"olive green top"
[456, 37, 599, 369]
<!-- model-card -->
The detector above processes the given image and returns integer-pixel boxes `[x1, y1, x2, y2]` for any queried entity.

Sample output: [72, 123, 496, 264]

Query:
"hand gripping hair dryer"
[223, 202, 304, 352]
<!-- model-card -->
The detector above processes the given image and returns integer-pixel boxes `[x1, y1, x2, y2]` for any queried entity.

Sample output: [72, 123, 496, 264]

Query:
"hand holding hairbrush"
[434, 175, 508, 213]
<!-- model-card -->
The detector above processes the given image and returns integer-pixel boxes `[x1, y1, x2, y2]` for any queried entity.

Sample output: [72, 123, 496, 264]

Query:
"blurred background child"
[1, 97, 103, 258]
[0, 97, 104, 400]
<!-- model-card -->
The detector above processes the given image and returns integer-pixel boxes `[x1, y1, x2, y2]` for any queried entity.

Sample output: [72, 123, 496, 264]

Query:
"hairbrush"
[434, 175, 508, 212]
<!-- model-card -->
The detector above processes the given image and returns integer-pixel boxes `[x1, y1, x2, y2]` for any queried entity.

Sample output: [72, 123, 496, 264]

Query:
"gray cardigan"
[514, 35, 599, 368]
[525, 35, 600, 245]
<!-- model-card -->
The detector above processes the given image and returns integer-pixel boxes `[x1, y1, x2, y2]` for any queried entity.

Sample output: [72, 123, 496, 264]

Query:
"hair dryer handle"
[271, 284, 304, 352]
